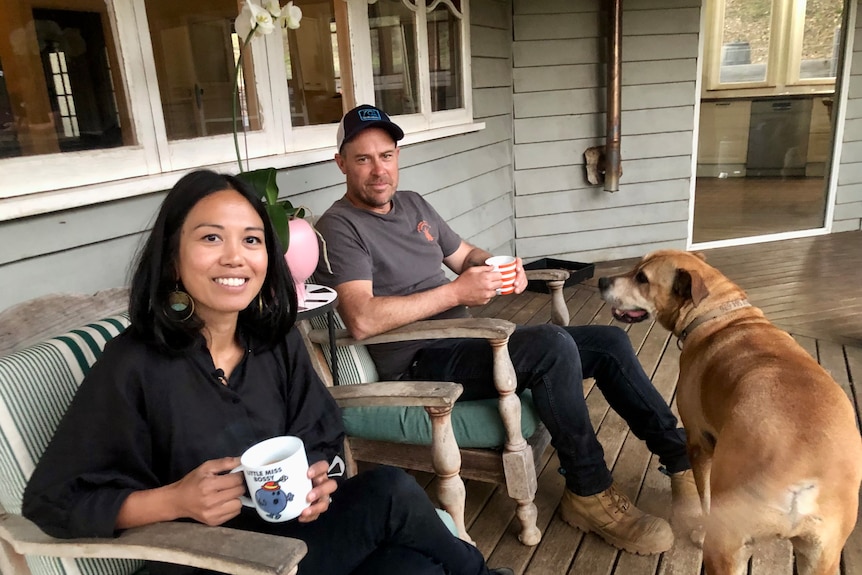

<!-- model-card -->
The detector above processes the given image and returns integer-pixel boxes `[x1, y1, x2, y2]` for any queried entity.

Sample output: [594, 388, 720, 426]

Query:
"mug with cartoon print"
[232, 435, 312, 522]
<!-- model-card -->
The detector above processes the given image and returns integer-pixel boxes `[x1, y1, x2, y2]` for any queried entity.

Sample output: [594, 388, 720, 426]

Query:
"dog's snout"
[598, 277, 612, 291]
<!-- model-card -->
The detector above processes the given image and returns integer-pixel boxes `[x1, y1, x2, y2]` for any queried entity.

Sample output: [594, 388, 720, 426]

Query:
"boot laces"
[604, 485, 632, 515]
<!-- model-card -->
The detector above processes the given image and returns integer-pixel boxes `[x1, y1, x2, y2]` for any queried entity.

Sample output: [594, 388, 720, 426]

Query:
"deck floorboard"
[433, 230, 862, 574]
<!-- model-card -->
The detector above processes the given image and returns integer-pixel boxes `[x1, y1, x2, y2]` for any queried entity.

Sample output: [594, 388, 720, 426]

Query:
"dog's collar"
[677, 299, 751, 347]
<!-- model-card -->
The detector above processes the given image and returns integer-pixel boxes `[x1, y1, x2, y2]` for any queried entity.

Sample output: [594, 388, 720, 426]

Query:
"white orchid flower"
[281, 1, 303, 30]
[236, 0, 276, 42]
[235, 2, 255, 41]
[249, 1, 276, 36]
[263, 0, 282, 17]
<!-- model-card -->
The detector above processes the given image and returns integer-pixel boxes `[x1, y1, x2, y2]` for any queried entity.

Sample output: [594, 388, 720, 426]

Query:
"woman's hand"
[297, 460, 338, 523]
[171, 457, 246, 526]
[116, 457, 245, 529]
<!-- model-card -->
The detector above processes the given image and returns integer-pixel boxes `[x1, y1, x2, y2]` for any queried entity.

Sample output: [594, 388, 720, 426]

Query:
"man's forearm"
[337, 282, 462, 340]
[461, 246, 493, 270]
[335, 241, 501, 340]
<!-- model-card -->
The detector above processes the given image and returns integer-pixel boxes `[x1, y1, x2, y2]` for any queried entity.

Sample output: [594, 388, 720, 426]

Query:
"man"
[315, 104, 699, 556]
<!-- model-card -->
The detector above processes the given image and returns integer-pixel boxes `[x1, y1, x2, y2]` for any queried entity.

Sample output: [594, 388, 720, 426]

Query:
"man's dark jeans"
[406, 324, 690, 496]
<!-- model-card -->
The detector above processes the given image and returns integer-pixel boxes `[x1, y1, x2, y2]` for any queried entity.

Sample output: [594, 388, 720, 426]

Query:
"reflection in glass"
[799, 0, 842, 80]
[282, 0, 343, 126]
[145, 0, 259, 141]
[719, 0, 771, 84]
[0, 59, 19, 157]
[693, 97, 832, 243]
[369, 0, 418, 115]
[0, 3, 129, 159]
[428, 0, 462, 112]
[49, 51, 79, 138]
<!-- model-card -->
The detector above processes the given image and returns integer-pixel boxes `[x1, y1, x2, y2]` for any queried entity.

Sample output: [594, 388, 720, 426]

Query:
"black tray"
[523, 258, 595, 293]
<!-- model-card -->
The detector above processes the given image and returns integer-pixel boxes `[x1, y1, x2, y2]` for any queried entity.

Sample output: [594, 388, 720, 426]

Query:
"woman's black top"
[22, 326, 345, 539]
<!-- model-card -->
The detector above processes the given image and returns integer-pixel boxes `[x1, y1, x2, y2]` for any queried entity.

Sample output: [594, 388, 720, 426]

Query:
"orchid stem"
[233, 30, 256, 173]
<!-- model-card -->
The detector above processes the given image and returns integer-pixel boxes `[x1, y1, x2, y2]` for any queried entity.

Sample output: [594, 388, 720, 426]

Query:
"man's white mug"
[232, 436, 312, 522]
[485, 255, 517, 295]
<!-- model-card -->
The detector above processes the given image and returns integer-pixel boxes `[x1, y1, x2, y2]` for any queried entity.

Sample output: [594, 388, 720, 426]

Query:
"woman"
[22, 169, 510, 575]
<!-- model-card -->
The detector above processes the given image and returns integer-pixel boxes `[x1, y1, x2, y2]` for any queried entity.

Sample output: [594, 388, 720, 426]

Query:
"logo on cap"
[358, 109, 383, 122]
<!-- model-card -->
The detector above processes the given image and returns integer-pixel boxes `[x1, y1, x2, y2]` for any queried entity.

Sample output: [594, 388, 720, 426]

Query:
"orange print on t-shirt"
[417, 221, 435, 242]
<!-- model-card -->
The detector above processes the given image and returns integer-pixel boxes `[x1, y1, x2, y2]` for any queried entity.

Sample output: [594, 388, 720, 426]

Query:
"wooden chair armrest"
[524, 269, 570, 282]
[0, 513, 306, 575]
[307, 317, 516, 347]
[328, 381, 463, 408]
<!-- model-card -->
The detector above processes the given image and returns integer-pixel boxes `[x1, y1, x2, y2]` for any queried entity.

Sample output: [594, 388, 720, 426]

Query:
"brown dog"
[598, 249, 862, 575]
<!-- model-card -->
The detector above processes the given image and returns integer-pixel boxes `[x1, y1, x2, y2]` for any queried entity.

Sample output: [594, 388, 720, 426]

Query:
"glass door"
[693, 0, 844, 244]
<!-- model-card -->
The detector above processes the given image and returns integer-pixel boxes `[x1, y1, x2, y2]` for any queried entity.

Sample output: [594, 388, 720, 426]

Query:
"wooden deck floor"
[423, 231, 862, 575]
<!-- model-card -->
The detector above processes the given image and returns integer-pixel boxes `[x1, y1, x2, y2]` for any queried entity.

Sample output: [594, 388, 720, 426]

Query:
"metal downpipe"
[605, 0, 623, 192]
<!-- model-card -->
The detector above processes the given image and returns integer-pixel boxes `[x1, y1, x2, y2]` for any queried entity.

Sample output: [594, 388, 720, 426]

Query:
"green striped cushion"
[0, 314, 143, 575]
[307, 311, 378, 384]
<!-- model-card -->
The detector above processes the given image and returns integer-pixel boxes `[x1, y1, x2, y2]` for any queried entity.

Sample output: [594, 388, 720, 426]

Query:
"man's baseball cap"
[336, 104, 404, 152]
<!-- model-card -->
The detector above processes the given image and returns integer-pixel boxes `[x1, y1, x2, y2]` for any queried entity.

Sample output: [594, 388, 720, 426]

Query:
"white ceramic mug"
[485, 255, 518, 295]
[232, 436, 312, 522]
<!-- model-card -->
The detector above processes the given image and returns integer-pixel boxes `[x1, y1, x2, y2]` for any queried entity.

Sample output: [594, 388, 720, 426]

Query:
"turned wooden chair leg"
[426, 405, 472, 544]
[490, 338, 541, 546]
[501, 449, 541, 546]
[547, 279, 569, 327]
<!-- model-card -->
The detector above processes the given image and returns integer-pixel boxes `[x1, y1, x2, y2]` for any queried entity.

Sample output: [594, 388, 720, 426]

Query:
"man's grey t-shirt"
[315, 191, 470, 379]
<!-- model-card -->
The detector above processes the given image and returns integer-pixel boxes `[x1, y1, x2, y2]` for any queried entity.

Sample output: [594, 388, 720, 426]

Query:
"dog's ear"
[672, 270, 692, 300]
[692, 251, 707, 262]
[689, 269, 710, 305]
[673, 269, 710, 306]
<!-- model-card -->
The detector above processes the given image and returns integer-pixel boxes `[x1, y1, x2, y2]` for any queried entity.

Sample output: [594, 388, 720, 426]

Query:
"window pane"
[282, 0, 343, 126]
[145, 0, 260, 140]
[369, 0, 419, 115]
[428, 1, 463, 111]
[799, 0, 843, 80]
[0, 2, 131, 159]
[719, 0, 771, 84]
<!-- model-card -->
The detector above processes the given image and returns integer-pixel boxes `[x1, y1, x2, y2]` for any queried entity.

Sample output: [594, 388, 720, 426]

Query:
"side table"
[296, 284, 340, 386]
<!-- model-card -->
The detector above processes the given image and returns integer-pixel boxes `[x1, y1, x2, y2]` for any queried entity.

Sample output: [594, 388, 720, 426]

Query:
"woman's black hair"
[129, 169, 297, 352]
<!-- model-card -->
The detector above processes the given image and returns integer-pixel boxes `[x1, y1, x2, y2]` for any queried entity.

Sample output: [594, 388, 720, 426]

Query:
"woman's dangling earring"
[165, 284, 194, 322]
[258, 292, 264, 314]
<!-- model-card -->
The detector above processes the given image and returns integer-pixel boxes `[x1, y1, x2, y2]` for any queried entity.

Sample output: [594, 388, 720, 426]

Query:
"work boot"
[670, 469, 704, 546]
[559, 483, 674, 555]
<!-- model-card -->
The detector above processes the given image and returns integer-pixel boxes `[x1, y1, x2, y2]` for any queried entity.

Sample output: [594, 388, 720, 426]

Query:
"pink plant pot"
[284, 218, 320, 305]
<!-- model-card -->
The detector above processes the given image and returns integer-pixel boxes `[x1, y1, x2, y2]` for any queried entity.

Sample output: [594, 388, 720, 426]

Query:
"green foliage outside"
[723, 0, 843, 64]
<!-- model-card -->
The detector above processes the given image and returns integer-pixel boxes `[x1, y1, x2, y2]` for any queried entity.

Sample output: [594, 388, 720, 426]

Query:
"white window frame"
[346, 0, 473, 136]
[703, 0, 839, 99]
[131, 0, 283, 173]
[0, 0, 480, 222]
